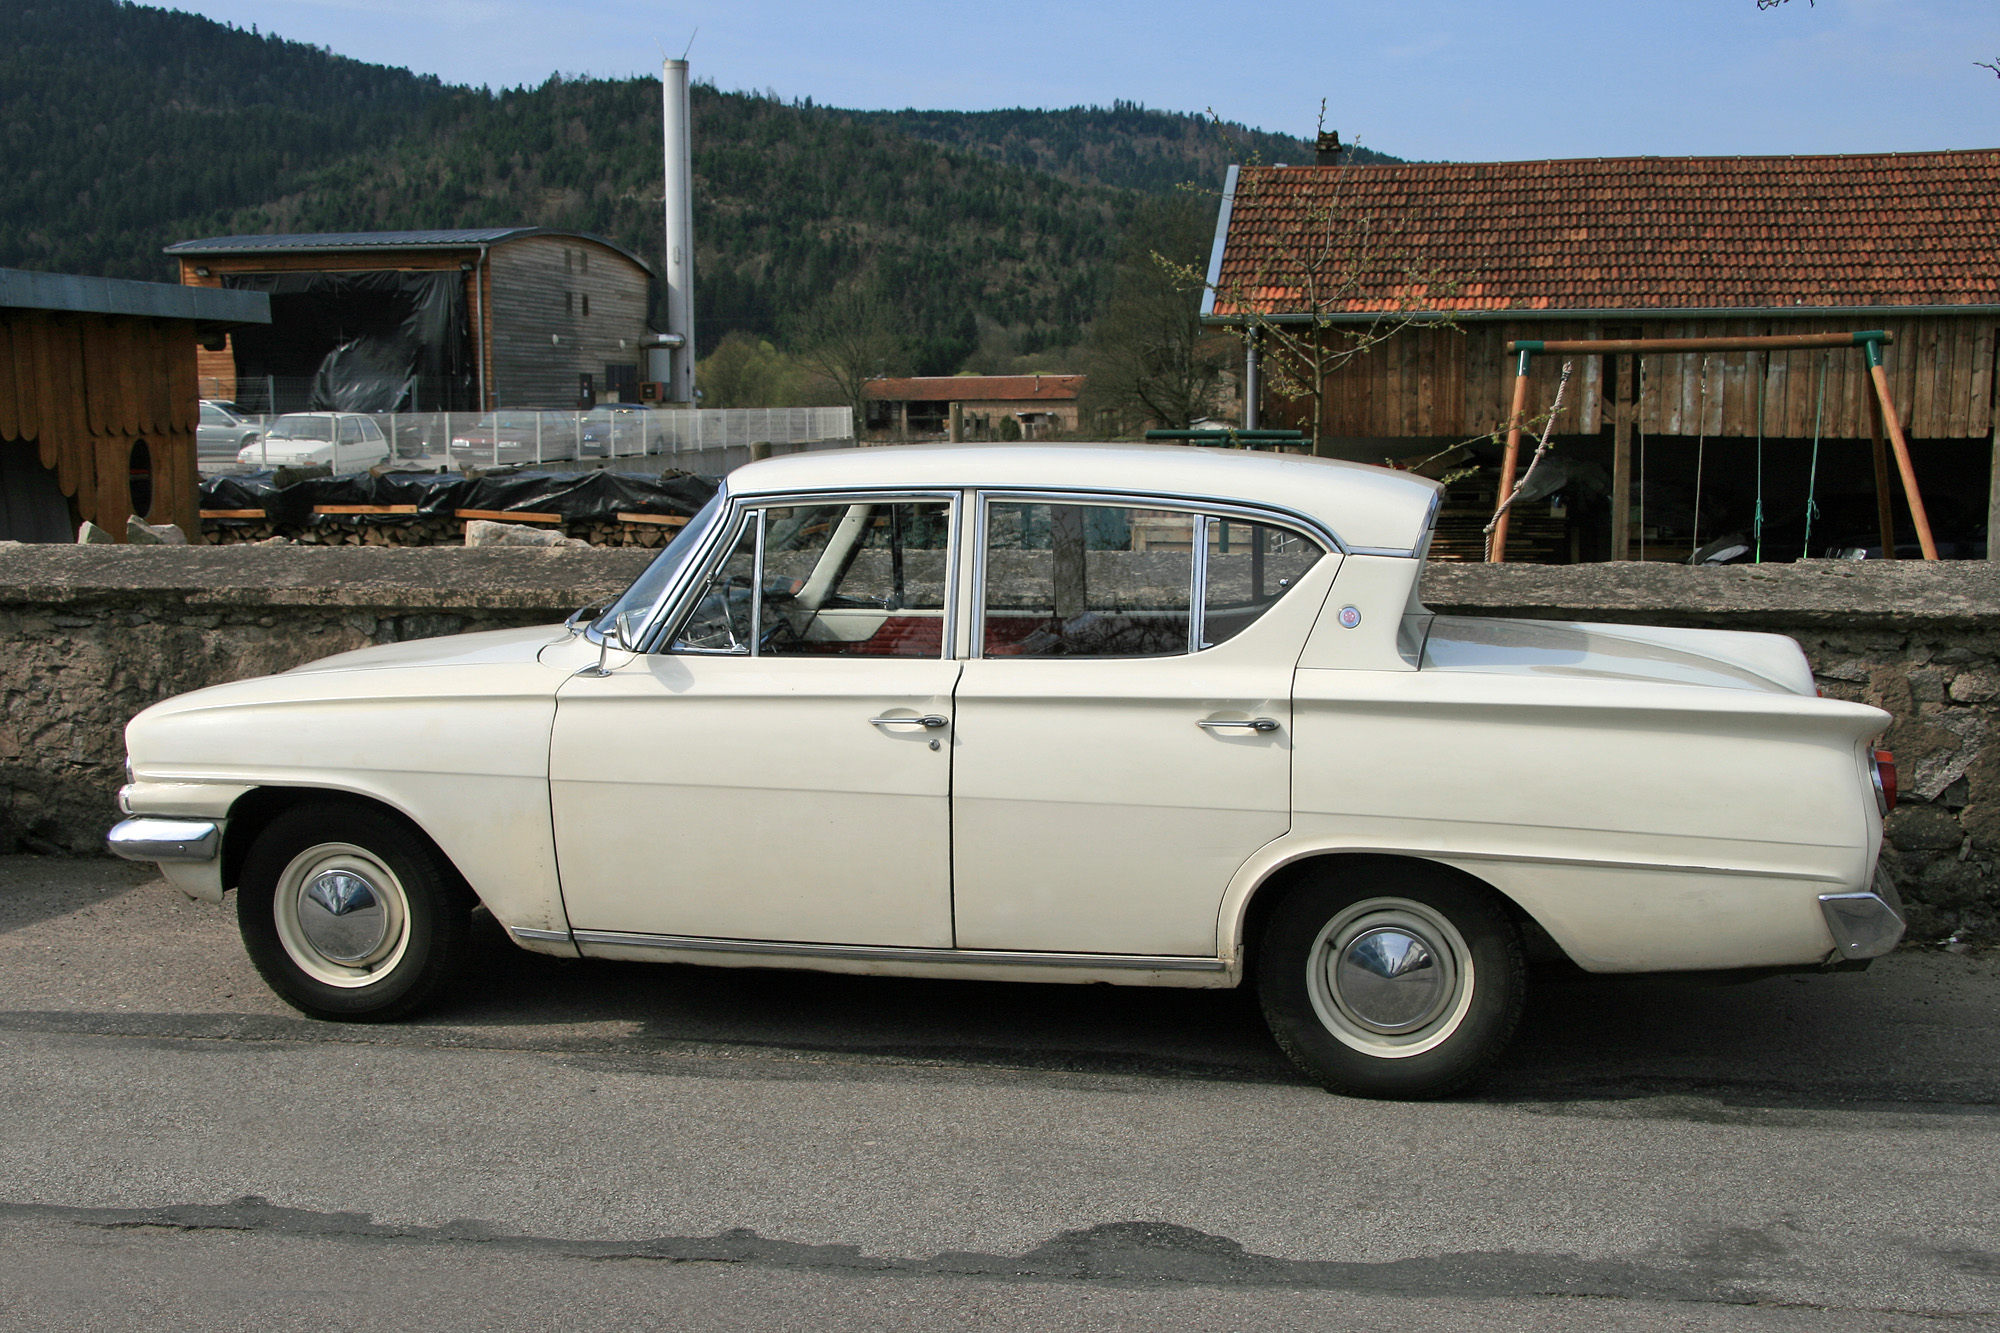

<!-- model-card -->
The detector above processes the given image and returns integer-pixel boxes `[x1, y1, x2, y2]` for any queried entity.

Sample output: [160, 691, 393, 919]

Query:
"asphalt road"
[0, 853, 1994, 1331]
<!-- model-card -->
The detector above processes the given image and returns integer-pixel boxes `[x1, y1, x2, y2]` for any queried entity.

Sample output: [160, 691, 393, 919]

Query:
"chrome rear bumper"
[1819, 869, 1907, 961]
[106, 817, 220, 863]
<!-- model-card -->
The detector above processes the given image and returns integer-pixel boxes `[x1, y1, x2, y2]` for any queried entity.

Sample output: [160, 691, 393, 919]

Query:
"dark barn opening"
[223, 271, 473, 414]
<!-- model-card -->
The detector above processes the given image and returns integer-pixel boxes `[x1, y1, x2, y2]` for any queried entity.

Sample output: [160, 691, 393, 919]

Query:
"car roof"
[724, 442, 1443, 556]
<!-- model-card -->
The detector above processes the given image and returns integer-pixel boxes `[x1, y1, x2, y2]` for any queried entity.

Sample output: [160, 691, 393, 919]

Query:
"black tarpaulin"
[223, 271, 472, 413]
[201, 470, 719, 528]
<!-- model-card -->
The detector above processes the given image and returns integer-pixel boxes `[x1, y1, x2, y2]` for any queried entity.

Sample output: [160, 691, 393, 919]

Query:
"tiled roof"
[166, 229, 654, 275]
[865, 375, 1083, 402]
[1208, 150, 2000, 319]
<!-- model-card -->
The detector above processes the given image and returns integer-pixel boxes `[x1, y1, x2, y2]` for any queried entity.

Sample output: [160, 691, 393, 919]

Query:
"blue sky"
[178, 1, 1996, 161]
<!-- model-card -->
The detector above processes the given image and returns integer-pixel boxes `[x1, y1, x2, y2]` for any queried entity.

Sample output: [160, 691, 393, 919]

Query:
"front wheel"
[237, 801, 473, 1021]
[1255, 864, 1525, 1099]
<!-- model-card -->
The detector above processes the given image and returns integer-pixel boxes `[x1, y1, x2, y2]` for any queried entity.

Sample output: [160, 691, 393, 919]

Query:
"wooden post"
[1988, 410, 2000, 564]
[1487, 350, 1532, 562]
[1868, 391, 1896, 559]
[1610, 353, 1634, 561]
[1866, 342, 1939, 560]
[948, 402, 963, 443]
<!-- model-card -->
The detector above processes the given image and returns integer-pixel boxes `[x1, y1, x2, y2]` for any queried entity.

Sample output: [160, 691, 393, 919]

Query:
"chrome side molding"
[106, 817, 220, 863]
[568, 928, 1228, 972]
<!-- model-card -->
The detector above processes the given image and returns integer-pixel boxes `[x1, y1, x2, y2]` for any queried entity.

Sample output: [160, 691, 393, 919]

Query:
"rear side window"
[981, 500, 1192, 657]
[979, 498, 1325, 658]
[1202, 519, 1326, 648]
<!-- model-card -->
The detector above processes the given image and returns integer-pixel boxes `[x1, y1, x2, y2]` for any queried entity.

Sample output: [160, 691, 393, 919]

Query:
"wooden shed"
[0, 268, 268, 542]
[1204, 150, 2000, 561]
[168, 229, 655, 413]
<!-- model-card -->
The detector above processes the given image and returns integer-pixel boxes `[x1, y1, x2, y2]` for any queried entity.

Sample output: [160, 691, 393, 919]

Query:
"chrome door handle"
[870, 714, 949, 729]
[1197, 717, 1280, 732]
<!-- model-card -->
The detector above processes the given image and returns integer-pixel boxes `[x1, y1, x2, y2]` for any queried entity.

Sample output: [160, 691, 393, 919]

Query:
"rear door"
[949, 496, 1329, 957]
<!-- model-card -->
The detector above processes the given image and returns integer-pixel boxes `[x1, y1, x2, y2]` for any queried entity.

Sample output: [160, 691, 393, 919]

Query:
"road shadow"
[433, 913, 2000, 1111]
[0, 854, 156, 934]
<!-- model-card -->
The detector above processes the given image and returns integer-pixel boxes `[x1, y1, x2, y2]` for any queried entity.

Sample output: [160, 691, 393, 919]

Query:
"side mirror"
[612, 607, 647, 652]
[578, 608, 648, 678]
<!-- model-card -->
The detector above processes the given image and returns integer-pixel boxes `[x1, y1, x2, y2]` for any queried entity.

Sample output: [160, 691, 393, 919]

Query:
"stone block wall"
[2, 546, 1995, 944]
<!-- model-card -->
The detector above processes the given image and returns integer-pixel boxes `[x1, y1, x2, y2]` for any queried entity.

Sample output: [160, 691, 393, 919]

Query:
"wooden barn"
[1203, 150, 2000, 561]
[0, 268, 267, 542]
[168, 229, 655, 413]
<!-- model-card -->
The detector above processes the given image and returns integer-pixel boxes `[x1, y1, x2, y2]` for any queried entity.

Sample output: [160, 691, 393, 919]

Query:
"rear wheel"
[237, 801, 472, 1021]
[1255, 864, 1525, 1099]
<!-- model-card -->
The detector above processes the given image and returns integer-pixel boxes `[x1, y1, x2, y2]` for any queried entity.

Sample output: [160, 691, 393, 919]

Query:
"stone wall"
[1, 546, 1994, 943]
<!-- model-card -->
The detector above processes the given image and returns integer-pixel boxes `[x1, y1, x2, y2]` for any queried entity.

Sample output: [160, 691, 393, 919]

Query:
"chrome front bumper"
[1819, 869, 1907, 961]
[106, 817, 220, 863]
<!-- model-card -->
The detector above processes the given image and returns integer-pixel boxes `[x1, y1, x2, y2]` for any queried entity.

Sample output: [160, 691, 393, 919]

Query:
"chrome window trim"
[1189, 513, 1211, 654]
[569, 928, 1227, 972]
[588, 482, 734, 649]
[650, 489, 961, 662]
[971, 489, 1329, 662]
[733, 480, 1348, 555]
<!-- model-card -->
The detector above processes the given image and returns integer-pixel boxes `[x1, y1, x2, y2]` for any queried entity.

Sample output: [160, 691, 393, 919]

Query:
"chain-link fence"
[200, 405, 856, 478]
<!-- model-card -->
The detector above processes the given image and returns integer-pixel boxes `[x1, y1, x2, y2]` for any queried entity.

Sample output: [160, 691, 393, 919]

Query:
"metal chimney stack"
[660, 58, 696, 404]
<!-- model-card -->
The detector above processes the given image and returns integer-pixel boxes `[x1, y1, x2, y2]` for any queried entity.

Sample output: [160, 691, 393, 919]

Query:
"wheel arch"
[1227, 848, 1562, 985]
[223, 786, 474, 904]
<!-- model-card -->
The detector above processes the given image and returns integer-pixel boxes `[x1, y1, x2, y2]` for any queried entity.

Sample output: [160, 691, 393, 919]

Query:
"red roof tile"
[865, 375, 1083, 402]
[1210, 150, 2000, 317]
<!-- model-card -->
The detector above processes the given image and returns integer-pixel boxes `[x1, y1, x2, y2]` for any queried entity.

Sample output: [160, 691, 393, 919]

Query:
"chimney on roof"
[1315, 131, 1343, 166]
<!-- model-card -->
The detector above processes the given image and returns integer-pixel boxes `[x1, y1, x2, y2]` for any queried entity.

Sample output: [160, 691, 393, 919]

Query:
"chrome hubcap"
[1333, 926, 1450, 1033]
[298, 869, 388, 964]
[272, 843, 410, 988]
[1306, 897, 1474, 1058]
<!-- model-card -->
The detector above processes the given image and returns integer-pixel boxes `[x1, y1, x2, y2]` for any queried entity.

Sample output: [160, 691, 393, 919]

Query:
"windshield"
[267, 417, 333, 442]
[592, 490, 726, 639]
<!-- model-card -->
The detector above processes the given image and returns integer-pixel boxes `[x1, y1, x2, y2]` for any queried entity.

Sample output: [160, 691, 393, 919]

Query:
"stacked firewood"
[202, 517, 683, 548]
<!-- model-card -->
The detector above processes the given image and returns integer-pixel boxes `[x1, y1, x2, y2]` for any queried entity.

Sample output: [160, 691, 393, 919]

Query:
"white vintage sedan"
[109, 444, 1905, 1098]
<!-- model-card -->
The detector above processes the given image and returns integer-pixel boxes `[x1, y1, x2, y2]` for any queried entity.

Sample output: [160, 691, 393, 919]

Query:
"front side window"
[339, 418, 364, 444]
[672, 498, 953, 658]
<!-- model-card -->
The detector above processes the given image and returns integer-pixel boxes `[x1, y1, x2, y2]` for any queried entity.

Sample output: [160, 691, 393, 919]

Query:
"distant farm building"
[1205, 149, 2000, 561]
[1, 268, 267, 541]
[864, 374, 1084, 440]
[169, 229, 654, 414]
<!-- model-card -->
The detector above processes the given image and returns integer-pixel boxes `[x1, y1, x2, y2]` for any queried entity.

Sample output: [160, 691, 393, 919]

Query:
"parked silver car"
[239, 413, 390, 472]
[197, 401, 261, 456]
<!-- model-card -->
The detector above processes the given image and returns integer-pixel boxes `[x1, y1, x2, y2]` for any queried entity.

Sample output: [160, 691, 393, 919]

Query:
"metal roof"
[164, 228, 655, 276]
[724, 442, 1442, 557]
[0, 268, 269, 325]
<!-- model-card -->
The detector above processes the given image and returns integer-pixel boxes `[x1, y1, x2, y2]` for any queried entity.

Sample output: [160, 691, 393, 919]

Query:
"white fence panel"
[204, 406, 856, 478]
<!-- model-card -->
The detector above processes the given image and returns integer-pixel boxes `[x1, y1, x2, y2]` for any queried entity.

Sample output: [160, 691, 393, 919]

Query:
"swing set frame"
[1486, 330, 1937, 563]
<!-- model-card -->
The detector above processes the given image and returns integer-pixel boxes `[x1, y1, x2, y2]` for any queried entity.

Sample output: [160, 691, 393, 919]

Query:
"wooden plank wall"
[487, 237, 652, 409]
[1285, 316, 1998, 441]
[0, 312, 200, 539]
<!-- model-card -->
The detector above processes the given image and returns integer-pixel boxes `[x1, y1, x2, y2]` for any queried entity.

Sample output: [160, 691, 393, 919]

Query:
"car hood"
[1420, 616, 1817, 695]
[285, 624, 572, 675]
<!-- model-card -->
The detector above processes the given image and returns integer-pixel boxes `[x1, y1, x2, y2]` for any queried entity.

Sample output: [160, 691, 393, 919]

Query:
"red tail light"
[1873, 749, 1897, 815]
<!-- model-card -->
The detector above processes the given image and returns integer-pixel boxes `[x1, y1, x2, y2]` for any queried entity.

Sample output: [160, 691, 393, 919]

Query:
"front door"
[550, 496, 960, 946]
[950, 498, 1327, 957]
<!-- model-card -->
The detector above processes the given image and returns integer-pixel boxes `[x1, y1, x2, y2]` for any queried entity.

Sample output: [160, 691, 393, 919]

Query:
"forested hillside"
[840, 104, 1398, 194]
[231, 78, 1135, 373]
[0, 0, 454, 279]
[0, 0, 1402, 372]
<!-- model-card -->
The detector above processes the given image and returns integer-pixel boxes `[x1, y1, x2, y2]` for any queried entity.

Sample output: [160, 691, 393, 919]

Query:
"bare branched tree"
[1171, 104, 1459, 455]
[1080, 194, 1233, 434]
[788, 286, 907, 423]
